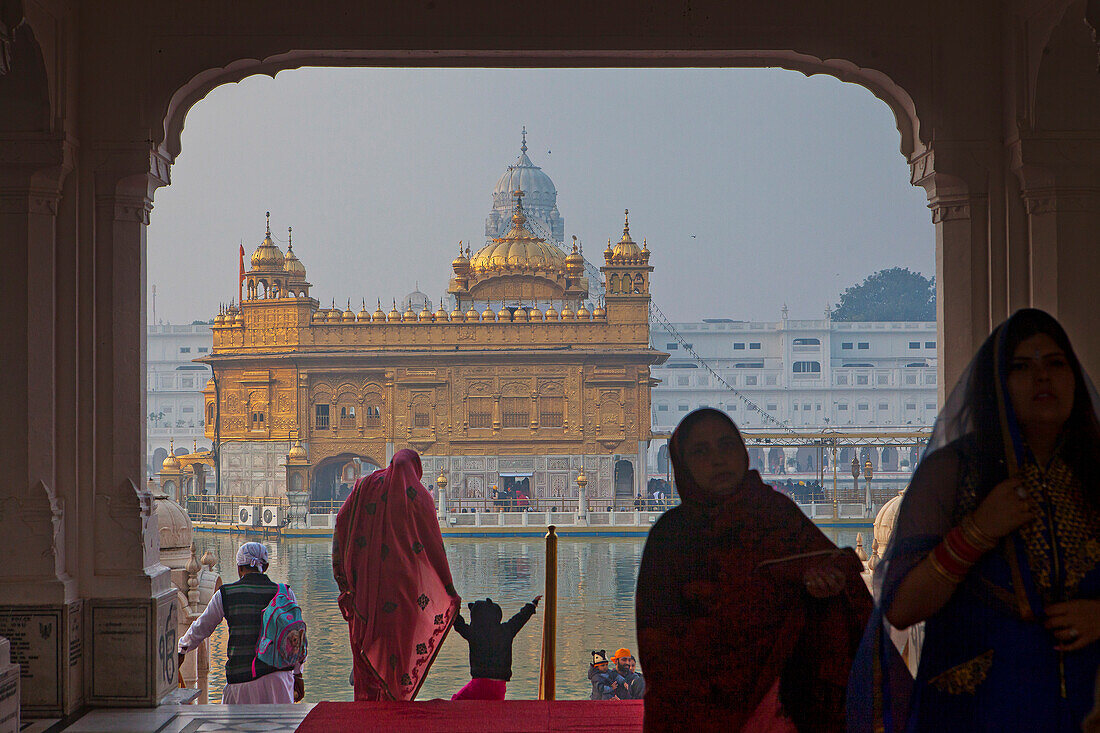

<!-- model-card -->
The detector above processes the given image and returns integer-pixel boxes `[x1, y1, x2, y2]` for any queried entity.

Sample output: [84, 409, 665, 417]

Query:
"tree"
[832, 267, 935, 321]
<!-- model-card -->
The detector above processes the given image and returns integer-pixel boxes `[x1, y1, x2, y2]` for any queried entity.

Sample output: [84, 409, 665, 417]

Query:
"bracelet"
[928, 548, 964, 584]
[960, 515, 998, 552]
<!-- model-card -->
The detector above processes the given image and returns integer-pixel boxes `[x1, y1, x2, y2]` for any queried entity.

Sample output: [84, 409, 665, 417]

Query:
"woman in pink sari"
[332, 448, 461, 700]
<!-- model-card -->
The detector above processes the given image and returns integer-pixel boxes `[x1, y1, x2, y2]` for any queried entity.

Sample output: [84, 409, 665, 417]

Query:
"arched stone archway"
[4, 0, 1099, 716]
[310, 453, 382, 504]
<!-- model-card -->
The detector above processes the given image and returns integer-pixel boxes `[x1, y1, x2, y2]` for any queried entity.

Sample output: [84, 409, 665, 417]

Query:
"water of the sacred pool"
[196, 531, 862, 702]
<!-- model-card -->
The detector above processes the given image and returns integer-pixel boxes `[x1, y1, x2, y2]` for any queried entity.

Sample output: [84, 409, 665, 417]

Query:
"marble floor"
[51, 704, 311, 733]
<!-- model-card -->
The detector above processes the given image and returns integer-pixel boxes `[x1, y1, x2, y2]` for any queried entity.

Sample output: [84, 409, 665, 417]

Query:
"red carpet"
[296, 699, 645, 732]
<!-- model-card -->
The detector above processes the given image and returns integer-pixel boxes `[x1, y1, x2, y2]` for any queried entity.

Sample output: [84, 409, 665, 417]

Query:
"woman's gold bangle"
[928, 552, 964, 585]
[960, 515, 997, 552]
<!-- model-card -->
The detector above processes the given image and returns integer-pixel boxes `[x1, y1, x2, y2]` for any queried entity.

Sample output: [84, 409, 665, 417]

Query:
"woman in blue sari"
[849, 309, 1100, 732]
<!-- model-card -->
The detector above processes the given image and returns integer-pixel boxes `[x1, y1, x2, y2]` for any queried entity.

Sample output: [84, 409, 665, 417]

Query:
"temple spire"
[521, 126, 527, 154]
[265, 211, 271, 237]
[287, 226, 293, 252]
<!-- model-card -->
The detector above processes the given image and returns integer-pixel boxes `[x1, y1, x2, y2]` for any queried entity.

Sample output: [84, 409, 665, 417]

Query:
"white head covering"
[235, 542, 268, 569]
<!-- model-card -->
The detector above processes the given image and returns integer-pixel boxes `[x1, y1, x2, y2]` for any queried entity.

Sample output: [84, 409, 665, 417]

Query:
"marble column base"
[85, 588, 178, 708]
[0, 602, 82, 718]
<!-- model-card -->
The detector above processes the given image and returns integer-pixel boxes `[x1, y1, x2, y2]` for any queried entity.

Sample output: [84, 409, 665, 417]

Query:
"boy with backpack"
[450, 595, 542, 700]
[178, 542, 308, 703]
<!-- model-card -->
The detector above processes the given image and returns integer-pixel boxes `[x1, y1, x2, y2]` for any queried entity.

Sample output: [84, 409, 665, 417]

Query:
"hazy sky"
[148, 68, 933, 325]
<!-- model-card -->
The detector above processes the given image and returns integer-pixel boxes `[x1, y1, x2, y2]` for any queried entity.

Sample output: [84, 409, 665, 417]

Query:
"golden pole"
[538, 525, 558, 700]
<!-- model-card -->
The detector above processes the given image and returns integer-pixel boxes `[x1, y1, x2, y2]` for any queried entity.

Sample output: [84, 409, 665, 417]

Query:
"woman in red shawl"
[636, 408, 872, 732]
[332, 448, 461, 701]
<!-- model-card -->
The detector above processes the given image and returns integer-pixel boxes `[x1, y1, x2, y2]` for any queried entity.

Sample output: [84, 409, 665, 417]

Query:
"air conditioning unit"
[236, 505, 260, 527]
[261, 505, 285, 528]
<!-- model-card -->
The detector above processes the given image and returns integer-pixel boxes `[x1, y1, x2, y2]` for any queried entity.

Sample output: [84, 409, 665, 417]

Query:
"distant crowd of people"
[176, 309, 1100, 732]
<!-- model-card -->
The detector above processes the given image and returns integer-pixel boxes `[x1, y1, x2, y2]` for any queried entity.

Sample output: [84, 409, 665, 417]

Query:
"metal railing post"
[538, 525, 558, 700]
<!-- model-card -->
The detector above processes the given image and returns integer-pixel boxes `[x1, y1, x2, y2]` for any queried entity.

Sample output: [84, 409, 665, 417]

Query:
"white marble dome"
[401, 288, 433, 313]
[485, 131, 566, 243]
[154, 493, 193, 554]
[493, 148, 557, 209]
[873, 490, 906, 553]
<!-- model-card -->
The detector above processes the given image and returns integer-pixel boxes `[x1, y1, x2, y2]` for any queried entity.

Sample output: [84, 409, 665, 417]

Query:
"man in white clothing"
[178, 542, 305, 703]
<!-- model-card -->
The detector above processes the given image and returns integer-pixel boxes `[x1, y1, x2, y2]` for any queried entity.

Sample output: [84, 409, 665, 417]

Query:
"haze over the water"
[148, 68, 933, 325]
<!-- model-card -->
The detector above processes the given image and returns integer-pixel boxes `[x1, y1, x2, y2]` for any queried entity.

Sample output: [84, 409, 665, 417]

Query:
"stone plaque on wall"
[0, 607, 61, 710]
[547, 458, 569, 471]
[89, 604, 149, 700]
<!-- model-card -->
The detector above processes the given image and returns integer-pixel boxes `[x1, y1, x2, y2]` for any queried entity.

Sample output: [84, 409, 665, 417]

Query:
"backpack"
[253, 583, 308, 676]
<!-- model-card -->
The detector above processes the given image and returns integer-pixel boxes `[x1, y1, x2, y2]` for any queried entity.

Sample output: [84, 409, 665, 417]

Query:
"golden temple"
[201, 188, 666, 506]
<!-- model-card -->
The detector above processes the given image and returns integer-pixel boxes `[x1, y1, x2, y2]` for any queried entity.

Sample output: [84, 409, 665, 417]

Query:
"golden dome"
[481, 304, 497, 321]
[577, 302, 591, 319]
[497, 304, 512, 321]
[465, 306, 480, 322]
[593, 300, 606, 318]
[342, 301, 356, 322]
[326, 303, 342, 322]
[450, 303, 464, 321]
[372, 300, 386, 323]
[565, 237, 585, 276]
[545, 303, 559, 320]
[214, 311, 226, 325]
[233, 312, 244, 325]
[560, 303, 575, 320]
[513, 307, 529, 322]
[418, 303, 433, 322]
[388, 301, 401, 322]
[435, 300, 450, 321]
[283, 228, 306, 279]
[603, 238, 614, 259]
[162, 440, 181, 471]
[529, 303, 544, 321]
[451, 242, 471, 276]
[403, 303, 418, 322]
[468, 196, 567, 276]
[357, 300, 370, 321]
[288, 440, 307, 462]
[611, 209, 642, 261]
[250, 213, 285, 271]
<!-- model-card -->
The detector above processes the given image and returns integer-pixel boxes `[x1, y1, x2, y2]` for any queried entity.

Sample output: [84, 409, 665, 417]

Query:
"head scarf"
[332, 448, 460, 701]
[847, 308, 1100, 732]
[235, 542, 268, 569]
[667, 407, 751, 510]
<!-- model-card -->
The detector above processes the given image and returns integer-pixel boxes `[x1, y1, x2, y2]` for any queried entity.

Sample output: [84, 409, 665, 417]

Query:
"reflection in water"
[196, 528, 862, 702]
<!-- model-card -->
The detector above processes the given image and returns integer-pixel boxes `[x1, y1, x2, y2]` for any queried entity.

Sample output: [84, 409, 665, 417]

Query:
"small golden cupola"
[566, 236, 585, 276]
[162, 439, 182, 471]
[283, 227, 306, 280]
[372, 300, 387, 323]
[250, 212, 285, 270]
[610, 209, 642, 263]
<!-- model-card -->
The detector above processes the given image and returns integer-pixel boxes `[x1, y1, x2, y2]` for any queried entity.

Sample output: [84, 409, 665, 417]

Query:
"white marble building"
[650, 311, 938, 433]
[147, 323, 214, 477]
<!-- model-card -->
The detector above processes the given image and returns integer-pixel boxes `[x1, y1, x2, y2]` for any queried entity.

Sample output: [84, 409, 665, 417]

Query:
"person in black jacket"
[450, 595, 541, 700]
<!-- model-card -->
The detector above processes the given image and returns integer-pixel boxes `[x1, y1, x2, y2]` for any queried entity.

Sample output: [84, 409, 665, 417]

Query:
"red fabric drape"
[333, 449, 460, 700]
